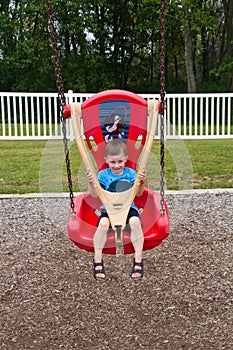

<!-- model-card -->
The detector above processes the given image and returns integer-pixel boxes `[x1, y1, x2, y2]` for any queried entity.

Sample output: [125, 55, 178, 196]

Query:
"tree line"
[0, 0, 232, 93]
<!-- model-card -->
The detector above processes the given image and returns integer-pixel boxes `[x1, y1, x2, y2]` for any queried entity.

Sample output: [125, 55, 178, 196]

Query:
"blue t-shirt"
[98, 167, 138, 211]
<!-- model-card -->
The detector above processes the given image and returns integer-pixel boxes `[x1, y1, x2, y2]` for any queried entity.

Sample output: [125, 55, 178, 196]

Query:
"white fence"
[0, 91, 232, 140]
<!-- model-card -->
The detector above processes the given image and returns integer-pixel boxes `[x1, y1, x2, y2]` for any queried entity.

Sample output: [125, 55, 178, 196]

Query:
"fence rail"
[0, 91, 232, 140]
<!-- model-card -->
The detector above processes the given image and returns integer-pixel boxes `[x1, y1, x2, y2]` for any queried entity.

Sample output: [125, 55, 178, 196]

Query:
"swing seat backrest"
[81, 90, 148, 170]
[67, 89, 170, 255]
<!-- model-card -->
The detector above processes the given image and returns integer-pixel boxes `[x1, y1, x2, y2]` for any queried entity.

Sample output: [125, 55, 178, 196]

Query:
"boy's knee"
[129, 216, 141, 230]
[98, 217, 110, 230]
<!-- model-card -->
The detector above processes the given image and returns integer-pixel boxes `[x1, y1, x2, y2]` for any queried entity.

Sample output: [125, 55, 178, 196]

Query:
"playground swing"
[46, 0, 170, 255]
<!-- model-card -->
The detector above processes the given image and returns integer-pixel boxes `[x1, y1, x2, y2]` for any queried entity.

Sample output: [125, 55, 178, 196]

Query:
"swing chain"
[160, 0, 166, 216]
[46, 0, 75, 215]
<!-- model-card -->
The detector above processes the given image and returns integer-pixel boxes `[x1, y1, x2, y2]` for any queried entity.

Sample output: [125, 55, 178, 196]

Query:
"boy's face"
[105, 151, 128, 175]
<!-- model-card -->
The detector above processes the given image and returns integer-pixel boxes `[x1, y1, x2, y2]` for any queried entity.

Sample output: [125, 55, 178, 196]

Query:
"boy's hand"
[138, 169, 146, 184]
[87, 170, 98, 197]
[87, 170, 95, 183]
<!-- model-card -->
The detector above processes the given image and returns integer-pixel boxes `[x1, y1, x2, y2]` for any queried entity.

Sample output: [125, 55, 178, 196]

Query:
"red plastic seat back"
[81, 90, 148, 170]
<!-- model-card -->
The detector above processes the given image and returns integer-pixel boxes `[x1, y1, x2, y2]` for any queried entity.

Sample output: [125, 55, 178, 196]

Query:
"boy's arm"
[87, 171, 98, 198]
[136, 169, 146, 197]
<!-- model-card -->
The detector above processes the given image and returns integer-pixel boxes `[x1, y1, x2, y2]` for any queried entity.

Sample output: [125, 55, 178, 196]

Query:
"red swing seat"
[67, 89, 169, 254]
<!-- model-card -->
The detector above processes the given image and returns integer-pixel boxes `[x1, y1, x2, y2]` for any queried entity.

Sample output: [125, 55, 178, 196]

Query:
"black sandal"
[131, 259, 144, 280]
[93, 259, 106, 281]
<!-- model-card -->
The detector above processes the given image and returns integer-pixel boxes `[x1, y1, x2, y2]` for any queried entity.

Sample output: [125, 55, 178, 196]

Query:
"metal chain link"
[160, 0, 166, 215]
[46, 0, 75, 214]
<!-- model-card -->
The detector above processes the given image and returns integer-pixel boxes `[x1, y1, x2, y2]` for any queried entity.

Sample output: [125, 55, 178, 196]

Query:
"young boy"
[87, 139, 146, 281]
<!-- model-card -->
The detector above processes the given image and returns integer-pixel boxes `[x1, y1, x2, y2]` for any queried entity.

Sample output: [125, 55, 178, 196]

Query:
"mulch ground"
[0, 190, 232, 350]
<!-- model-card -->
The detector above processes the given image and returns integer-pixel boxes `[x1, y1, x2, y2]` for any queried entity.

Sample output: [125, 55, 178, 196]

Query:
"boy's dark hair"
[104, 139, 128, 157]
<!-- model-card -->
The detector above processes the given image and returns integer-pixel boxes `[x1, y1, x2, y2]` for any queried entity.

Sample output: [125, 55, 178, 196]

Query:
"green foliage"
[0, 0, 232, 92]
[210, 61, 233, 79]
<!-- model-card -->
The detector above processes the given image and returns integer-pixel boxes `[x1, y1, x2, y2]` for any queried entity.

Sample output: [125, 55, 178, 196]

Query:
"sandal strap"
[93, 260, 104, 268]
[133, 259, 143, 267]
[94, 265, 105, 273]
[131, 268, 143, 275]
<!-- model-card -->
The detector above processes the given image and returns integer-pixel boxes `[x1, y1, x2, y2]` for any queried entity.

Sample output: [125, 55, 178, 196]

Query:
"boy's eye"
[108, 158, 125, 165]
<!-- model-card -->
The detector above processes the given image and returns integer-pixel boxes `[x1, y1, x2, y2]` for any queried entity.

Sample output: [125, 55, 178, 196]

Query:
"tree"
[221, 0, 233, 90]
[0, 0, 56, 91]
[183, 4, 196, 92]
[0, 0, 232, 92]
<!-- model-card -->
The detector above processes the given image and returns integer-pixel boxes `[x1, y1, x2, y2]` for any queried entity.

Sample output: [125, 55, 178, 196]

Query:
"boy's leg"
[93, 217, 109, 278]
[129, 216, 144, 278]
[93, 217, 109, 280]
[129, 216, 144, 261]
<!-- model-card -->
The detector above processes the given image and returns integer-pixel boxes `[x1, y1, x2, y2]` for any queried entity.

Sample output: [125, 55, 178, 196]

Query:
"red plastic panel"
[68, 188, 170, 255]
[81, 89, 147, 170]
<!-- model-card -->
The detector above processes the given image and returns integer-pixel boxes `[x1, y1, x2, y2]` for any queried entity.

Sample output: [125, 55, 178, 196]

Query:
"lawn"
[0, 139, 232, 194]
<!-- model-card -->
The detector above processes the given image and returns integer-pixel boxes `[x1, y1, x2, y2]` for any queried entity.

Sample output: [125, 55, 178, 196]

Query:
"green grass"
[0, 140, 232, 194]
[165, 140, 233, 190]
